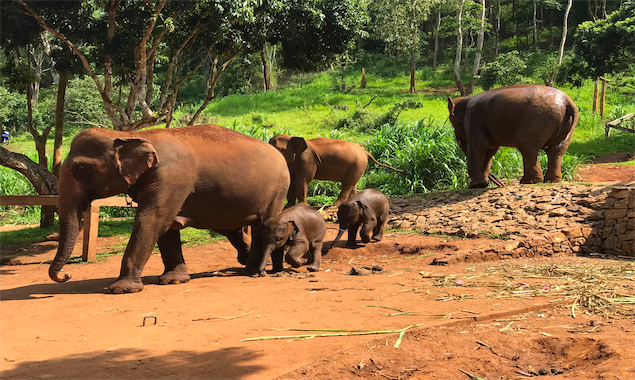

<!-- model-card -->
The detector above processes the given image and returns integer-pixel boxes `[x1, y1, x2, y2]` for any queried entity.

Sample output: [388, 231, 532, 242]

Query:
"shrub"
[480, 51, 528, 90]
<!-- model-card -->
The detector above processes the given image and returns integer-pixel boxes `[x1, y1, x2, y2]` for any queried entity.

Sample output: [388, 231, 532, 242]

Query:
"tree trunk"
[52, 71, 68, 179]
[532, 0, 538, 50]
[360, 68, 367, 89]
[453, 0, 467, 96]
[261, 48, 271, 92]
[433, 10, 441, 70]
[557, 0, 573, 65]
[466, 0, 486, 96]
[493, 1, 500, 57]
[409, 48, 416, 93]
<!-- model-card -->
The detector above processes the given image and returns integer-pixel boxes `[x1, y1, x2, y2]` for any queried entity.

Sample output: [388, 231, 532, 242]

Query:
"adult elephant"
[269, 134, 404, 205]
[448, 84, 578, 188]
[50, 125, 290, 293]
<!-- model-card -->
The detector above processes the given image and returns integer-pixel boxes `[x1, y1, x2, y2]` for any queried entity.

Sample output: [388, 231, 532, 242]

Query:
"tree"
[557, 0, 572, 65]
[566, 0, 635, 80]
[370, 0, 437, 93]
[453, 0, 486, 96]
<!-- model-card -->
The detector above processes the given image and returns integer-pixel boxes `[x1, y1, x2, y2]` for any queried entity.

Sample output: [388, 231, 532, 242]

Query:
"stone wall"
[588, 187, 634, 257]
[320, 184, 634, 265]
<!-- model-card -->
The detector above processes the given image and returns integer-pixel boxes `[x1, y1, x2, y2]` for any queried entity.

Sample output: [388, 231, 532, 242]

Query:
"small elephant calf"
[331, 189, 389, 249]
[261, 204, 327, 272]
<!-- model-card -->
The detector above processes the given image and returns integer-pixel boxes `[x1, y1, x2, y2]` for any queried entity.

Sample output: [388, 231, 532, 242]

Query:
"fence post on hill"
[593, 78, 599, 114]
[599, 77, 610, 119]
[360, 68, 367, 89]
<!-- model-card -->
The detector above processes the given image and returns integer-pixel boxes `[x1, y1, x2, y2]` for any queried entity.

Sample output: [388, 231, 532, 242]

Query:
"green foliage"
[480, 51, 529, 90]
[566, 0, 635, 80]
[364, 120, 468, 195]
[332, 99, 424, 132]
[0, 86, 27, 134]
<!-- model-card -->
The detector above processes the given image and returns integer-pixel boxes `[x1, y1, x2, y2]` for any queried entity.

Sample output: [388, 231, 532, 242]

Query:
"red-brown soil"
[1, 153, 634, 380]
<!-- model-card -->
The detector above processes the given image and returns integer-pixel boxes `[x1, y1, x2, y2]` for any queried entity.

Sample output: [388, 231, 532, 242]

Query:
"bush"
[480, 51, 528, 90]
[363, 120, 468, 195]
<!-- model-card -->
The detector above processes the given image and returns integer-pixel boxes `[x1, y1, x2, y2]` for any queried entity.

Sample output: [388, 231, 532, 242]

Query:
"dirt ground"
[1, 158, 634, 380]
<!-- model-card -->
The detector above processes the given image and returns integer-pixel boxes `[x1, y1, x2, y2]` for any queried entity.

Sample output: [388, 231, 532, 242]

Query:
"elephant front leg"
[108, 222, 162, 293]
[157, 229, 191, 285]
[285, 241, 309, 268]
[360, 219, 376, 244]
[372, 217, 387, 242]
[346, 225, 360, 247]
[466, 142, 489, 188]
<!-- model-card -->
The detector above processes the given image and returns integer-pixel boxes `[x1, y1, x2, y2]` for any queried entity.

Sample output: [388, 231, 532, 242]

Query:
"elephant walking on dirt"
[269, 134, 404, 205]
[261, 204, 327, 273]
[51, 125, 290, 293]
[330, 189, 390, 249]
[447, 84, 578, 188]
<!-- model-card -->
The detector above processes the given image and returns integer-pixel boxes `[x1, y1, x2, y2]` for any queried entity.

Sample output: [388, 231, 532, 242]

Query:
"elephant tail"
[560, 101, 579, 147]
[364, 151, 406, 174]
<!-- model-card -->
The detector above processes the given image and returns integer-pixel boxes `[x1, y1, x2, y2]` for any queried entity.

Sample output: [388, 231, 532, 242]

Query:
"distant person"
[1, 131, 9, 144]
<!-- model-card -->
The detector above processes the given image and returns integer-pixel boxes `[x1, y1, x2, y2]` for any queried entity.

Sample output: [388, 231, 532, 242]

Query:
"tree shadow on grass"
[2, 347, 265, 380]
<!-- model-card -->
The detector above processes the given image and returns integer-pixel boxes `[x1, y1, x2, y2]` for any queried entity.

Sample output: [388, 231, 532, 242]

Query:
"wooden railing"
[605, 112, 635, 137]
[0, 195, 137, 262]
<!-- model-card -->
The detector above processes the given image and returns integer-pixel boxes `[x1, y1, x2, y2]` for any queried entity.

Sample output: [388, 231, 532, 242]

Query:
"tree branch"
[0, 146, 58, 195]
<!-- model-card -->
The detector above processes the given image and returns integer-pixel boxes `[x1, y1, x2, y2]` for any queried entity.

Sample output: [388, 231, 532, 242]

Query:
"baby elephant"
[261, 204, 327, 272]
[331, 189, 389, 249]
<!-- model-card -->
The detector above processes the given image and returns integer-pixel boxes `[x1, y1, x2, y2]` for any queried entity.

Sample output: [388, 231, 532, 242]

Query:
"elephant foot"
[520, 176, 543, 184]
[285, 255, 302, 268]
[307, 264, 320, 272]
[468, 180, 488, 188]
[158, 271, 191, 285]
[371, 235, 383, 242]
[237, 251, 249, 266]
[107, 278, 144, 294]
[544, 176, 562, 183]
[243, 266, 267, 277]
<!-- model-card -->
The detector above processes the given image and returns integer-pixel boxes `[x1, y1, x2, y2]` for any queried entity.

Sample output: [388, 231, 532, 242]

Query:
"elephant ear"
[287, 220, 300, 241]
[447, 97, 467, 126]
[356, 201, 368, 217]
[113, 138, 159, 185]
[289, 137, 308, 154]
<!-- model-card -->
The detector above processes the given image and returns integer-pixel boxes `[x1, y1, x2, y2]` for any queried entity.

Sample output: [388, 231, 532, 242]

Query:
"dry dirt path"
[1, 156, 634, 380]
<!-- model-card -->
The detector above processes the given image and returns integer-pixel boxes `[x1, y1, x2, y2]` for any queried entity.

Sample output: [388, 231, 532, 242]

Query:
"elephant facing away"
[448, 84, 578, 188]
[330, 189, 389, 249]
[51, 125, 290, 293]
[261, 204, 327, 273]
[269, 134, 404, 205]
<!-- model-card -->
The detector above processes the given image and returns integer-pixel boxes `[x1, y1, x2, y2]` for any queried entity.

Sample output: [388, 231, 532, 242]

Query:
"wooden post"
[592, 78, 599, 114]
[82, 203, 100, 262]
[360, 68, 367, 89]
[599, 76, 609, 119]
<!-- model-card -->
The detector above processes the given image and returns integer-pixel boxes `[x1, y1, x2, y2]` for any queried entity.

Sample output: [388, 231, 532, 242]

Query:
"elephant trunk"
[330, 228, 346, 250]
[49, 169, 85, 283]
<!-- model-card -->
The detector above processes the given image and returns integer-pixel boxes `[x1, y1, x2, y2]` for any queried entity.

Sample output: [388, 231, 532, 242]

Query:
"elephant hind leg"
[157, 229, 191, 285]
[519, 148, 544, 184]
[216, 228, 251, 265]
[544, 144, 568, 182]
[306, 241, 323, 272]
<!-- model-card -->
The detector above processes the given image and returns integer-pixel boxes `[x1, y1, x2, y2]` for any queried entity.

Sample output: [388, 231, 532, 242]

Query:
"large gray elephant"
[448, 84, 578, 188]
[269, 134, 404, 205]
[51, 125, 290, 293]
[261, 204, 326, 273]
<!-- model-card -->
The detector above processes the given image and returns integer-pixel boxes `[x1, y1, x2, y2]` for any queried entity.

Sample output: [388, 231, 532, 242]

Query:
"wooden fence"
[0, 195, 137, 262]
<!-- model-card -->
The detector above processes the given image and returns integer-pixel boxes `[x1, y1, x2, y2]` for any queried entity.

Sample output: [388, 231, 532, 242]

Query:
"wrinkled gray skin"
[330, 189, 389, 249]
[51, 125, 289, 293]
[261, 204, 326, 272]
[448, 84, 578, 188]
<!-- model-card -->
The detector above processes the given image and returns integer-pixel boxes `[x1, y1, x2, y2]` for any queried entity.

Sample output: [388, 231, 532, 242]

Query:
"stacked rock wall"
[590, 187, 634, 257]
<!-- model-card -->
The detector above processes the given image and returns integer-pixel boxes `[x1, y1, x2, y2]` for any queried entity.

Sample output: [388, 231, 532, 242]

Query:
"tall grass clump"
[363, 120, 468, 195]
[0, 165, 41, 225]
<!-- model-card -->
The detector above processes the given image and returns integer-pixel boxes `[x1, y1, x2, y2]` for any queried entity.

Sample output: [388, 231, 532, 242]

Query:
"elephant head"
[269, 134, 308, 170]
[330, 200, 367, 248]
[260, 219, 299, 269]
[447, 97, 469, 156]
[49, 130, 159, 283]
